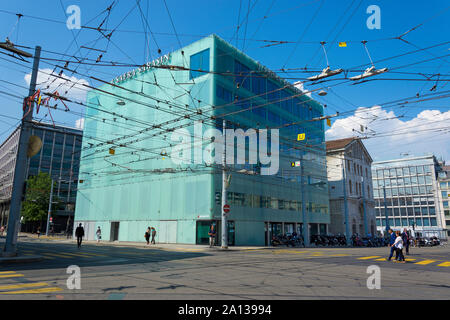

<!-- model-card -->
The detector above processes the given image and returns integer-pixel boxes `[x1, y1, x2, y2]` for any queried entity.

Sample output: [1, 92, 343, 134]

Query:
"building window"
[349, 180, 352, 194]
[235, 60, 251, 90]
[190, 48, 210, 79]
[216, 84, 233, 103]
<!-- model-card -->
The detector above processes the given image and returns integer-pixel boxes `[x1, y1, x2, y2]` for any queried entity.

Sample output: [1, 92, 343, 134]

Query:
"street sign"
[223, 204, 230, 213]
[297, 133, 305, 141]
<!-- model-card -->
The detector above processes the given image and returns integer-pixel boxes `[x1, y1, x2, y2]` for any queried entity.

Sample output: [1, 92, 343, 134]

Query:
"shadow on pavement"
[0, 239, 210, 272]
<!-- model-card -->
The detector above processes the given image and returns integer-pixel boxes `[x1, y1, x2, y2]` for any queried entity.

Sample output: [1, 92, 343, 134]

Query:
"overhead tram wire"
[282, 0, 324, 69]
[36, 54, 450, 162]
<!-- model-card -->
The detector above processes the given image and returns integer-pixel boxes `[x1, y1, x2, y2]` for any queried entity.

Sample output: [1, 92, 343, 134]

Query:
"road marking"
[437, 261, 450, 267]
[374, 258, 387, 261]
[405, 258, 416, 262]
[329, 254, 350, 257]
[42, 253, 76, 259]
[0, 287, 62, 294]
[0, 274, 24, 278]
[0, 271, 16, 275]
[357, 256, 381, 260]
[42, 255, 56, 260]
[75, 252, 107, 257]
[0, 282, 48, 290]
[415, 260, 436, 265]
[57, 252, 94, 258]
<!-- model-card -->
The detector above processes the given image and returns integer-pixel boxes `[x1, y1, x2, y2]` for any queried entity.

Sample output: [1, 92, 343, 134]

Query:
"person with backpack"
[96, 226, 102, 243]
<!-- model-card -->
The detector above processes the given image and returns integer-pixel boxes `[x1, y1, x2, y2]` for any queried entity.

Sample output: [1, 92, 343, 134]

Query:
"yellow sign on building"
[297, 133, 305, 141]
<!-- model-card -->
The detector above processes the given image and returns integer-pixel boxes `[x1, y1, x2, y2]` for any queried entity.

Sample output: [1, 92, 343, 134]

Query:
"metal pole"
[45, 179, 54, 236]
[342, 160, 350, 245]
[361, 177, 368, 236]
[383, 186, 389, 233]
[3, 46, 41, 256]
[301, 156, 309, 246]
[221, 119, 228, 249]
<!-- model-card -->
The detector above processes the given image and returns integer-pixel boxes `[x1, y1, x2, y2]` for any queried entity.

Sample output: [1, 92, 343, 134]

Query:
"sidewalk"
[19, 233, 270, 252]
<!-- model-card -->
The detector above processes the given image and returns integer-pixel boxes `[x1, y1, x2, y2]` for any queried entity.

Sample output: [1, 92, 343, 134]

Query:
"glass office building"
[372, 155, 447, 239]
[0, 121, 82, 232]
[75, 34, 330, 245]
[437, 165, 450, 236]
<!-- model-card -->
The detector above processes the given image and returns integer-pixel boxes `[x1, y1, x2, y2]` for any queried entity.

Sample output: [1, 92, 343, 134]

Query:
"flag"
[327, 118, 331, 127]
[338, 42, 347, 47]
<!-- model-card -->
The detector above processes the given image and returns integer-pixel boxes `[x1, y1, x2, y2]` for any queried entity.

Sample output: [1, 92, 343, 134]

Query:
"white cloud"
[293, 81, 312, 97]
[24, 68, 89, 102]
[326, 106, 450, 161]
[75, 118, 84, 130]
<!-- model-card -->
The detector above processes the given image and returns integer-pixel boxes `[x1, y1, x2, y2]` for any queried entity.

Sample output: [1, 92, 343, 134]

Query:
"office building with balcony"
[74, 34, 330, 245]
[0, 121, 82, 232]
[372, 155, 447, 239]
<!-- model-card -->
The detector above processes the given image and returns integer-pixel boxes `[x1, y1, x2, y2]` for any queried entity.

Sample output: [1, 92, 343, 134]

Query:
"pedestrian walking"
[145, 227, 150, 245]
[386, 229, 397, 261]
[75, 223, 84, 249]
[401, 228, 410, 255]
[150, 227, 156, 244]
[96, 226, 102, 243]
[208, 223, 216, 247]
[0, 225, 4, 237]
[394, 230, 406, 263]
[37, 226, 41, 238]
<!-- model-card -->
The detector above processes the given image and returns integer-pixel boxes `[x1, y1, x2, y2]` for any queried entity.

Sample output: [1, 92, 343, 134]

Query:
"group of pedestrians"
[145, 227, 156, 245]
[71, 224, 158, 248]
[387, 228, 410, 263]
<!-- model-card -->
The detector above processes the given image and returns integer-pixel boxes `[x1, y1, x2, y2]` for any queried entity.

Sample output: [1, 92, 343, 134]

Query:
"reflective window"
[190, 48, 210, 79]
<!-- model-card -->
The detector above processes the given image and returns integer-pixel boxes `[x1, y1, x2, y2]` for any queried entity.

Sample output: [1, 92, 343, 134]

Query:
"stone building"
[326, 138, 376, 236]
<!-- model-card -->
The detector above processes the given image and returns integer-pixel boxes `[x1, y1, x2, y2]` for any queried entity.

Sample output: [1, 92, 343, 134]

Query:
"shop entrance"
[110, 222, 119, 241]
[265, 222, 282, 246]
[196, 220, 235, 246]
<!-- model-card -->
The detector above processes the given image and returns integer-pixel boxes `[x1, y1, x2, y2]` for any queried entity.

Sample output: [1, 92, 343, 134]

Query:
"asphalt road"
[0, 238, 449, 300]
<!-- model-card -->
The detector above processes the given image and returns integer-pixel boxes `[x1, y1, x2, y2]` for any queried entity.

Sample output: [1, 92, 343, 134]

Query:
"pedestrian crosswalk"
[267, 249, 449, 267]
[0, 271, 62, 295]
[355, 256, 449, 267]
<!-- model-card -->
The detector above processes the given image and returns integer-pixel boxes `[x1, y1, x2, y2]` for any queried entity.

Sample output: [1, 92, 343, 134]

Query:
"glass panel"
[190, 48, 210, 79]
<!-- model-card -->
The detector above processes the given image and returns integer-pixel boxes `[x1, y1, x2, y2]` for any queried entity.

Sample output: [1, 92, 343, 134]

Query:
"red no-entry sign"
[223, 204, 230, 213]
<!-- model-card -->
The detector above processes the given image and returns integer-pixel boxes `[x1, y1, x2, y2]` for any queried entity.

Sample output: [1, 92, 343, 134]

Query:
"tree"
[21, 172, 55, 226]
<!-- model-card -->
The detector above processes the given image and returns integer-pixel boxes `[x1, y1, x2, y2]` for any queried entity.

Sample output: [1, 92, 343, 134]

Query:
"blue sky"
[0, 0, 449, 161]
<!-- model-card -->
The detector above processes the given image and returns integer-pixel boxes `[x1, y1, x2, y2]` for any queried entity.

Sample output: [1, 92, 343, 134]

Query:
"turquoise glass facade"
[75, 35, 330, 245]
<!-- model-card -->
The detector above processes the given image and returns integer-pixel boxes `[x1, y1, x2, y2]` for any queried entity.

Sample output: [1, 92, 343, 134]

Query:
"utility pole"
[221, 119, 228, 249]
[300, 156, 309, 246]
[342, 159, 350, 245]
[3, 46, 41, 256]
[383, 186, 389, 234]
[361, 177, 368, 236]
[45, 179, 54, 236]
